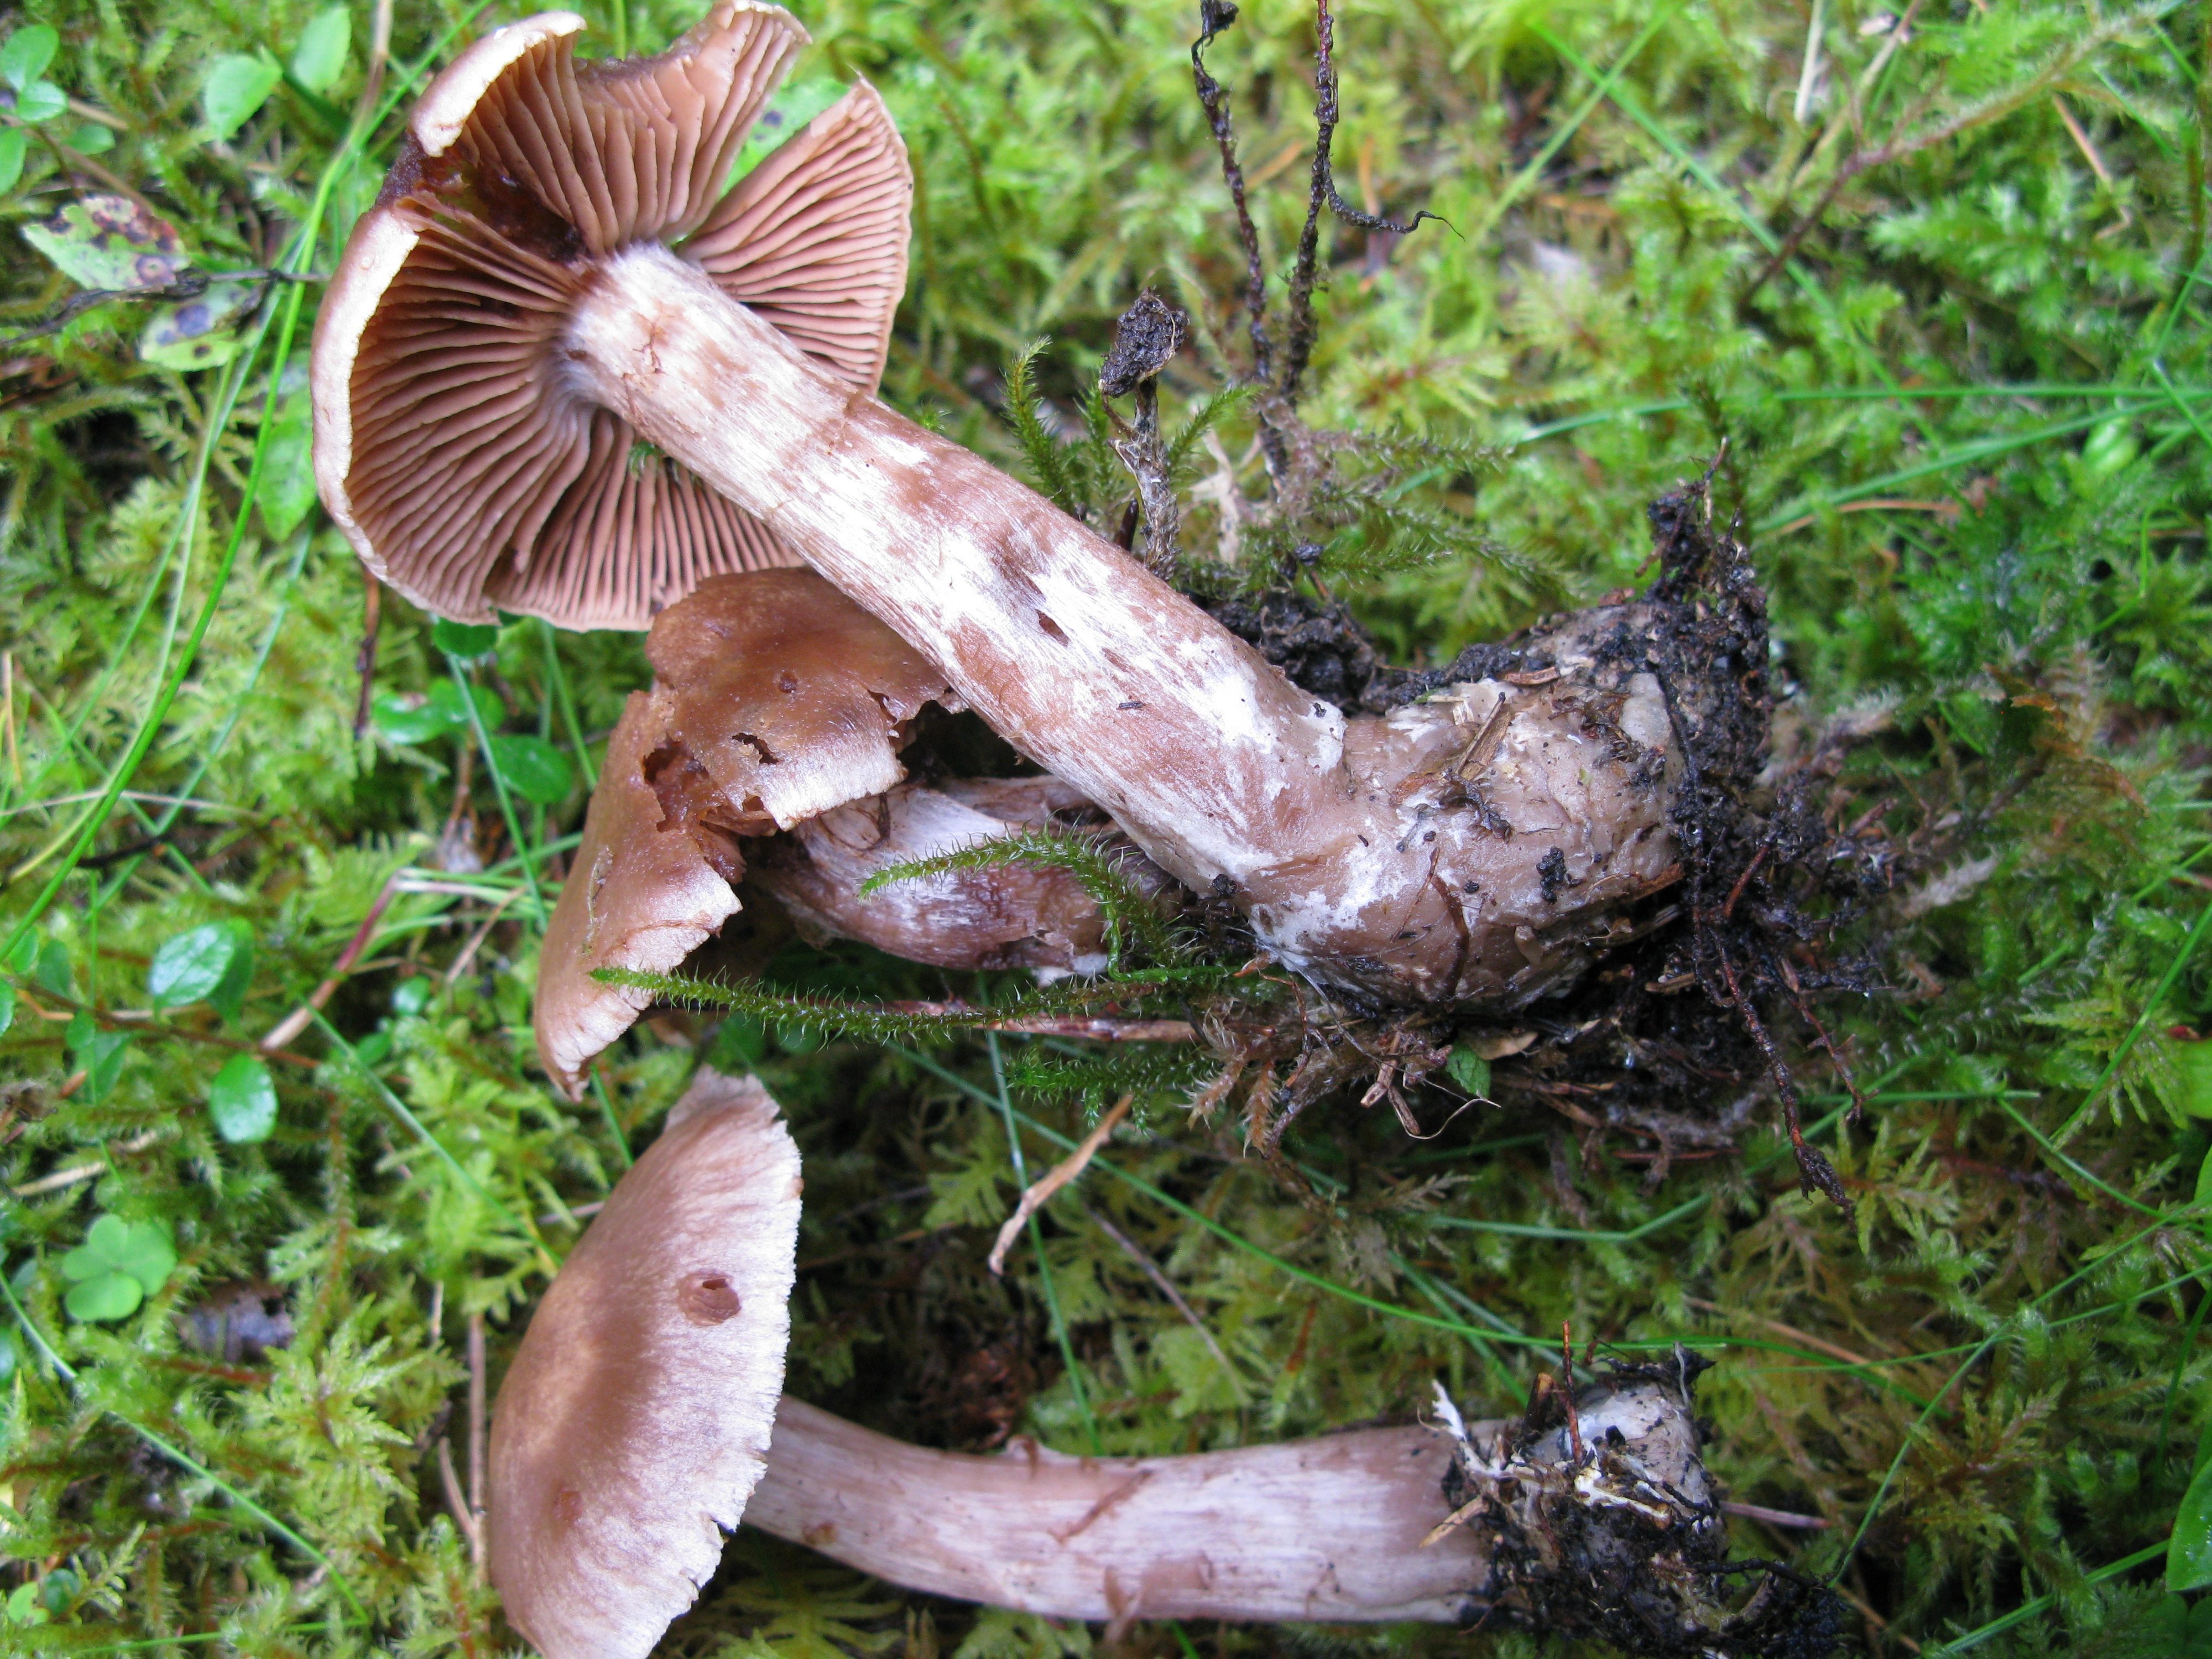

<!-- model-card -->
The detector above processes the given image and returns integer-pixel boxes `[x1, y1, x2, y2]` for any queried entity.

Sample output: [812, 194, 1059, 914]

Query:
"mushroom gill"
[313, 3, 910, 628]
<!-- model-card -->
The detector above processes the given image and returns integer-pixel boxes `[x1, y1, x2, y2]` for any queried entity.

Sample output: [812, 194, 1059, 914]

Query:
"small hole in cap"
[554, 1486, 583, 1527]
[679, 1271, 742, 1325]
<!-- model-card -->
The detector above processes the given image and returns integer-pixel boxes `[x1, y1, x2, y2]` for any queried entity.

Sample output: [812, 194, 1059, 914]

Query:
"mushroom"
[489, 1066, 1838, 1655]
[535, 568, 1152, 1097]
[311, 3, 909, 628]
[753, 774, 1149, 977]
[486, 1067, 801, 1659]
[316, 4, 1693, 1011]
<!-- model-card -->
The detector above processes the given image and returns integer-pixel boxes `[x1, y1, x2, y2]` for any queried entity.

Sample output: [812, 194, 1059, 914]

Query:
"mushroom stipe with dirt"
[489, 1068, 1844, 1658]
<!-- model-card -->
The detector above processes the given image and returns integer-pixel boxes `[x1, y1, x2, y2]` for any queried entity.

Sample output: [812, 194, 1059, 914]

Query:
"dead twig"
[262, 876, 401, 1051]
[988, 1094, 1132, 1275]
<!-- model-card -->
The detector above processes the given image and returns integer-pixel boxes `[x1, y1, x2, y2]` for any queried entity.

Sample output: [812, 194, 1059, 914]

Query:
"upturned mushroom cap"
[312, 3, 911, 628]
[534, 688, 744, 1098]
[487, 1067, 802, 1659]
[642, 568, 961, 836]
[534, 568, 960, 1095]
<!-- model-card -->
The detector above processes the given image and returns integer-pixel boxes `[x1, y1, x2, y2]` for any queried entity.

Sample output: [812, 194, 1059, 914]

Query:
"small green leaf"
[1446, 1044, 1492, 1098]
[373, 678, 504, 745]
[289, 7, 351, 93]
[140, 278, 259, 371]
[4, 1578, 49, 1625]
[62, 1213, 176, 1301]
[20, 193, 186, 291]
[66, 1013, 132, 1102]
[65, 1271, 144, 1322]
[258, 360, 317, 538]
[0, 25, 58, 92]
[0, 127, 27, 194]
[488, 734, 573, 806]
[2179, 1040, 2212, 1120]
[14, 79, 64, 122]
[201, 51, 281, 142]
[208, 1052, 278, 1144]
[149, 920, 252, 1013]
[34, 936, 71, 997]
[2172, 1456, 2212, 1589]
[0, 979, 13, 1038]
[7, 931, 36, 975]
[432, 618, 500, 657]
[65, 119, 113, 154]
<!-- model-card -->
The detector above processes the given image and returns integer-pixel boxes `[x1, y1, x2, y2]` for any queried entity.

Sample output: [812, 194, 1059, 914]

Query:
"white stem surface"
[745, 1397, 1486, 1624]
[567, 244, 1350, 901]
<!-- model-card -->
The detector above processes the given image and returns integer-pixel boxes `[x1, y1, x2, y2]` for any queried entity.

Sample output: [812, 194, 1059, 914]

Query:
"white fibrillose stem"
[565, 245, 1684, 1010]
[745, 1396, 1486, 1624]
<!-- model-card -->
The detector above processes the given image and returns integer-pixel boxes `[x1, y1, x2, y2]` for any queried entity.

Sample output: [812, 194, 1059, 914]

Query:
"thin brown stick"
[988, 1094, 1132, 1275]
[10, 1129, 163, 1198]
[353, 576, 382, 741]
[1083, 1203, 1239, 1383]
[12, 984, 319, 1069]
[442, 888, 521, 988]
[467, 1312, 488, 1580]
[354, 0, 395, 128]
[1722, 1500, 1832, 1530]
[262, 877, 400, 1051]
[439, 1437, 482, 1561]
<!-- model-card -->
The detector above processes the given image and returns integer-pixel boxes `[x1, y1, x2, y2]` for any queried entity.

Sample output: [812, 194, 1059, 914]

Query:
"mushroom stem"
[566, 245, 1684, 1007]
[745, 1395, 1485, 1623]
[568, 244, 1341, 904]
[743, 1365, 1833, 1651]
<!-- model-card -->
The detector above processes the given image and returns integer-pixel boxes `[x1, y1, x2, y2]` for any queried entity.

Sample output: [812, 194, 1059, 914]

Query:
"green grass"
[2, 0, 2210, 1655]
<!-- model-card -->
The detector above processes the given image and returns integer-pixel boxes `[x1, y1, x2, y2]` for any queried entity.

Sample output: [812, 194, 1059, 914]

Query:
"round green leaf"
[289, 7, 351, 94]
[0, 127, 26, 195]
[117, 1221, 177, 1294]
[0, 25, 57, 92]
[61, 1213, 131, 1281]
[65, 121, 113, 155]
[201, 52, 281, 143]
[1446, 1044, 1492, 1098]
[209, 1052, 278, 1144]
[488, 734, 573, 806]
[432, 618, 500, 657]
[149, 920, 251, 1011]
[64, 1270, 143, 1323]
[15, 79, 64, 123]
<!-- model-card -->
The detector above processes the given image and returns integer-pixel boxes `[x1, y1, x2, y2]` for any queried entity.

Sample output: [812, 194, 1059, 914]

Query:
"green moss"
[1, 0, 2209, 1653]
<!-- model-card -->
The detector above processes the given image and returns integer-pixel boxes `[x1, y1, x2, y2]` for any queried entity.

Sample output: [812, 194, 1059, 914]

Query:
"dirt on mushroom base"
[1191, 480, 1892, 1207]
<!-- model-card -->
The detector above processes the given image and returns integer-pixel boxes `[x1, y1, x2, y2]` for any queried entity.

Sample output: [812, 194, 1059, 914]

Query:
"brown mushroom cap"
[487, 1067, 802, 1659]
[643, 567, 960, 837]
[534, 568, 959, 1095]
[311, 3, 911, 628]
[534, 688, 744, 1098]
